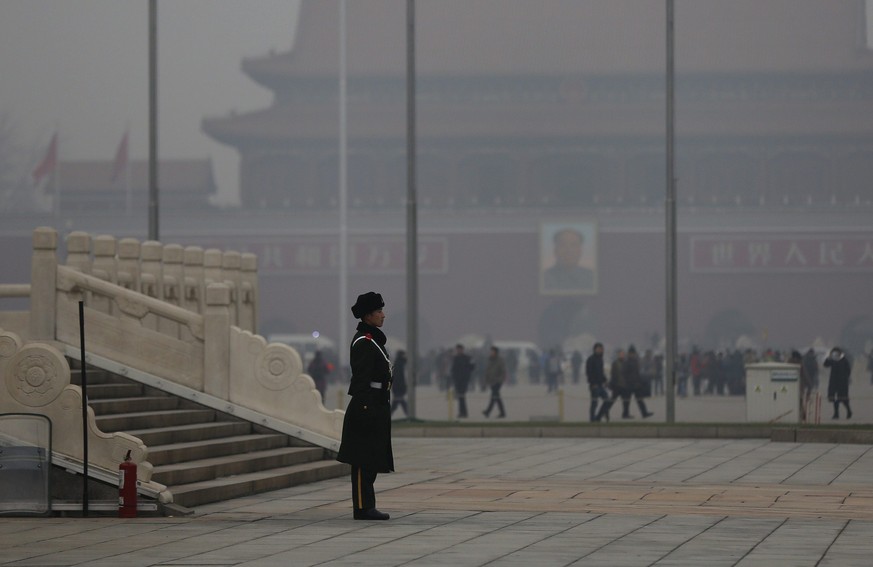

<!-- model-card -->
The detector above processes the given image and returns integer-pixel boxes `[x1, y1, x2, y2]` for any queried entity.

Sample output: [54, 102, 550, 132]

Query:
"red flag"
[110, 130, 129, 183]
[32, 133, 58, 184]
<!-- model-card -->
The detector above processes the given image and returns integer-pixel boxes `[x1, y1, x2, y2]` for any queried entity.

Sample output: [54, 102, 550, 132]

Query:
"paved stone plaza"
[3, 436, 873, 566]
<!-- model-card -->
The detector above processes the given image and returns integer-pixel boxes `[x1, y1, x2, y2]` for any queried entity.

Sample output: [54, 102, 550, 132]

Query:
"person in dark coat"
[307, 350, 329, 401]
[336, 292, 394, 520]
[625, 345, 654, 419]
[482, 346, 507, 418]
[450, 344, 475, 418]
[571, 350, 583, 384]
[607, 348, 629, 417]
[586, 343, 610, 422]
[391, 350, 408, 418]
[824, 346, 852, 419]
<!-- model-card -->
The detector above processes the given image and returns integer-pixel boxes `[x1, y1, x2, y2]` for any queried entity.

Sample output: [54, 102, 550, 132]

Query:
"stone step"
[96, 409, 217, 432]
[127, 421, 252, 446]
[170, 460, 351, 508]
[71, 369, 126, 385]
[66, 360, 349, 508]
[89, 396, 181, 415]
[82, 383, 145, 399]
[146, 434, 289, 466]
[151, 446, 325, 485]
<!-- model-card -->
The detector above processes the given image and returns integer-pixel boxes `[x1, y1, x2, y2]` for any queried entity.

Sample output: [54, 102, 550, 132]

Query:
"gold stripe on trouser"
[357, 468, 363, 509]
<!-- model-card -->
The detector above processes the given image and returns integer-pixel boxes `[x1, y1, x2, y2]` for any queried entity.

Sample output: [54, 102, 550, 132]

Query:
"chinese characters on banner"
[234, 237, 448, 275]
[691, 235, 873, 273]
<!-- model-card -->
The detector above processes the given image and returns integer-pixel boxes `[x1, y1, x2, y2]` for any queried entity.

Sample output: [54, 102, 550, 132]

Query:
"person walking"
[571, 350, 583, 385]
[867, 349, 873, 385]
[825, 346, 852, 419]
[336, 292, 394, 521]
[390, 350, 409, 418]
[640, 349, 657, 398]
[626, 345, 654, 419]
[790, 350, 813, 422]
[482, 346, 507, 418]
[676, 353, 689, 398]
[450, 344, 475, 418]
[307, 350, 330, 402]
[607, 348, 630, 418]
[545, 348, 562, 393]
[586, 342, 610, 422]
[690, 347, 703, 396]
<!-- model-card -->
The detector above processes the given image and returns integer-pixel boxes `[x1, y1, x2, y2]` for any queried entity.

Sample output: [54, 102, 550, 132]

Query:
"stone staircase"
[71, 365, 349, 509]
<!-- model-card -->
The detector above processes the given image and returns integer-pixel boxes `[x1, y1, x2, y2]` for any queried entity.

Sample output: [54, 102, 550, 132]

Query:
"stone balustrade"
[6, 227, 344, 497]
[46, 230, 257, 336]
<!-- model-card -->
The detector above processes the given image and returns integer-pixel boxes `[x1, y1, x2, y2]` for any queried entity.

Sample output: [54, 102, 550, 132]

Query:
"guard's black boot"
[354, 508, 390, 520]
[621, 400, 632, 419]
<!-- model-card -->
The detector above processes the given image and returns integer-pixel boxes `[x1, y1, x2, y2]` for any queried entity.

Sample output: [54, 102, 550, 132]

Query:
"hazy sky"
[0, 0, 300, 206]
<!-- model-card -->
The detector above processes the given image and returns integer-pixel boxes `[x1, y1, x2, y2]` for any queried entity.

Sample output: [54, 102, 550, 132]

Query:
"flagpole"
[338, 0, 348, 379]
[405, 0, 418, 420]
[148, 0, 159, 241]
[665, 0, 677, 423]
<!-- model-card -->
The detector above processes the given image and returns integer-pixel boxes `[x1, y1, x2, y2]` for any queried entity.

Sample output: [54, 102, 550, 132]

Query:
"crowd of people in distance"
[311, 339, 873, 422]
[413, 342, 871, 422]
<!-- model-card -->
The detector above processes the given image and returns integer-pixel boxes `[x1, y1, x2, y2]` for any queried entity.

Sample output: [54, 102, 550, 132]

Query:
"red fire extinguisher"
[118, 449, 137, 518]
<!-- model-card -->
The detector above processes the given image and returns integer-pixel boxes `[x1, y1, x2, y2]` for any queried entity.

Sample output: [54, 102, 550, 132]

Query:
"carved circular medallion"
[6, 344, 70, 407]
[0, 333, 21, 358]
[255, 344, 302, 391]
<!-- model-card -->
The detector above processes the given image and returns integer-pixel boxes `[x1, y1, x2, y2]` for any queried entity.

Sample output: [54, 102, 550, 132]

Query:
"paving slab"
[2, 437, 873, 566]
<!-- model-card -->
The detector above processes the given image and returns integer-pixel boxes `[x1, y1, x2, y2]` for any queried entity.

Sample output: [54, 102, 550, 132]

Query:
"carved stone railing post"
[159, 244, 184, 337]
[181, 246, 204, 343]
[139, 241, 163, 330]
[182, 246, 204, 305]
[239, 252, 258, 333]
[30, 227, 58, 341]
[65, 231, 92, 274]
[117, 238, 141, 293]
[91, 235, 118, 315]
[203, 248, 223, 288]
[221, 251, 241, 327]
[65, 231, 92, 308]
[204, 283, 230, 400]
[183, 246, 204, 313]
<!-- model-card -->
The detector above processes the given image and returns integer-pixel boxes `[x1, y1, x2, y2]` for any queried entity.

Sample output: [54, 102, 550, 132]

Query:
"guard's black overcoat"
[336, 322, 395, 472]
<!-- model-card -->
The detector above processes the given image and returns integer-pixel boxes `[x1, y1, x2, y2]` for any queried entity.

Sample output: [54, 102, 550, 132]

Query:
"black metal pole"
[78, 300, 89, 516]
[665, 0, 677, 423]
[406, 0, 418, 420]
[148, 0, 159, 241]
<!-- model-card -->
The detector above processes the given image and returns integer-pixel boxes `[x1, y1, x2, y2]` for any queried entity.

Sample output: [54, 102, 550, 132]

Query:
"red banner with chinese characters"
[234, 237, 448, 275]
[691, 235, 873, 273]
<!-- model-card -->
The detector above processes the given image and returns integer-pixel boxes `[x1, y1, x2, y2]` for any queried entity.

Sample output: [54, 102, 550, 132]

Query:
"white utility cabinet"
[745, 362, 801, 423]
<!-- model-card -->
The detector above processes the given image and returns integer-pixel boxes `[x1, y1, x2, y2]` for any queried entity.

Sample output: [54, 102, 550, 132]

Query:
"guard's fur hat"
[351, 292, 384, 319]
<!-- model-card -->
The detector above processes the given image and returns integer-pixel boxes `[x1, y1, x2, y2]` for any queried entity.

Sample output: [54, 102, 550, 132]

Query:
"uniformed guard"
[336, 291, 394, 520]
